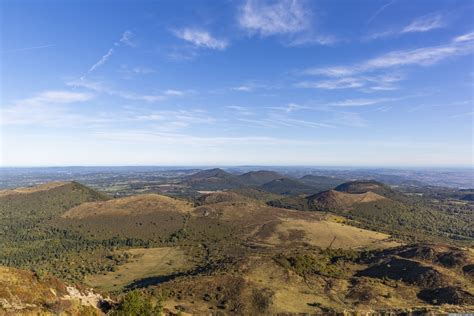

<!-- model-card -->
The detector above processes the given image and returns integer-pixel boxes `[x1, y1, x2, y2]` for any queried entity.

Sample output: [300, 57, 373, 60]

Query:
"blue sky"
[1, 0, 473, 167]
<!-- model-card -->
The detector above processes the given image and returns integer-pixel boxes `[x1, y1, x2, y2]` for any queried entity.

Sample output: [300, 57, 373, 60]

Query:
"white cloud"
[454, 31, 474, 43]
[450, 111, 473, 118]
[173, 28, 228, 50]
[303, 66, 354, 77]
[232, 85, 253, 92]
[1, 90, 94, 126]
[286, 33, 338, 46]
[297, 72, 404, 91]
[83, 30, 136, 78]
[402, 14, 444, 33]
[238, 0, 310, 36]
[134, 110, 215, 128]
[334, 112, 367, 127]
[226, 106, 255, 116]
[297, 77, 365, 90]
[367, 0, 396, 24]
[267, 103, 308, 113]
[119, 30, 135, 47]
[120, 65, 155, 76]
[1, 44, 55, 53]
[164, 89, 184, 96]
[67, 79, 180, 103]
[19, 90, 93, 106]
[87, 48, 114, 73]
[303, 33, 474, 82]
[365, 13, 445, 41]
[329, 98, 396, 107]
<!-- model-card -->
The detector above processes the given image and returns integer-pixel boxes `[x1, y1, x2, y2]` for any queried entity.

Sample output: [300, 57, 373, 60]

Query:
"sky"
[1, 0, 473, 167]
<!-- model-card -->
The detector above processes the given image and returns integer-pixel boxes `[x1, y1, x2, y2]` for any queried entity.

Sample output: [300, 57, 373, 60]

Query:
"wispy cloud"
[16, 90, 93, 106]
[134, 110, 215, 129]
[83, 30, 135, 78]
[67, 78, 181, 103]
[297, 77, 366, 90]
[229, 81, 281, 92]
[454, 31, 474, 43]
[226, 106, 256, 116]
[287, 34, 338, 46]
[1, 44, 55, 53]
[118, 30, 135, 47]
[329, 98, 397, 107]
[164, 89, 185, 96]
[1, 90, 94, 126]
[267, 102, 308, 113]
[173, 28, 228, 50]
[408, 100, 471, 112]
[367, 0, 396, 25]
[301, 33, 474, 90]
[232, 85, 254, 92]
[88, 48, 114, 73]
[239, 116, 335, 129]
[238, 0, 310, 36]
[365, 13, 446, 41]
[450, 111, 473, 118]
[119, 65, 155, 77]
[297, 73, 403, 91]
[402, 13, 445, 33]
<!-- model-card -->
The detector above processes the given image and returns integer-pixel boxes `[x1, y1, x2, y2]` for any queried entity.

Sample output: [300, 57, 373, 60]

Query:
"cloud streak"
[67, 79, 182, 103]
[367, 0, 396, 24]
[173, 28, 228, 50]
[238, 0, 310, 36]
[1, 90, 94, 126]
[1, 44, 56, 53]
[300, 33, 474, 90]
[83, 30, 135, 78]
[402, 13, 445, 33]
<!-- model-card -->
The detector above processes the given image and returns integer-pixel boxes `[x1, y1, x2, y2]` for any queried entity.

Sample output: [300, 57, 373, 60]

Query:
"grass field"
[85, 247, 195, 292]
[254, 216, 400, 249]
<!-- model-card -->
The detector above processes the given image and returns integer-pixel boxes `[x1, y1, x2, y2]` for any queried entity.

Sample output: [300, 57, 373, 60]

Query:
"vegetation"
[110, 290, 163, 316]
[1, 172, 473, 314]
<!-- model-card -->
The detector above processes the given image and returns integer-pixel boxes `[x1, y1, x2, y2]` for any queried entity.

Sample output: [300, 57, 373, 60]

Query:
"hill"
[195, 191, 252, 205]
[237, 170, 285, 186]
[0, 265, 105, 315]
[187, 168, 235, 180]
[307, 190, 386, 211]
[260, 178, 316, 195]
[299, 175, 346, 192]
[62, 194, 192, 219]
[0, 181, 108, 243]
[2, 180, 473, 314]
[334, 180, 395, 197]
[230, 187, 282, 202]
[183, 168, 243, 190]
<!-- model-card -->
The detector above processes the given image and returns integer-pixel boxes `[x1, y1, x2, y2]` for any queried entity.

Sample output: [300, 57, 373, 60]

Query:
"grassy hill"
[307, 190, 386, 210]
[237, 170, 285, 186]
[183, 168, 243, 190]
[299, 175, 346, 192]
[334, 180, 395, 197]
[268, 180, 474, 244]
[260, 178, 316, 195]
[2, 179, 473, 314]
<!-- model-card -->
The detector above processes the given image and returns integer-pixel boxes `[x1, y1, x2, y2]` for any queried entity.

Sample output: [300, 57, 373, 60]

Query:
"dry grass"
[0, 182, 70, 197]
[257, 217, 400, 249]
[312, 190, 386, 210]
[85, 247, 195, 292]
[62, 194, 193, 219]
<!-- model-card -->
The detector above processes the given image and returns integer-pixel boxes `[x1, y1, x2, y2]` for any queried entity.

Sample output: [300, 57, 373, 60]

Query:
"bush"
[110, 290, 162, 316]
